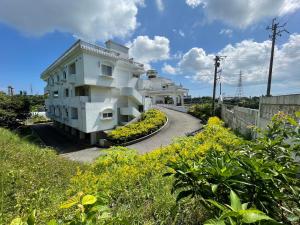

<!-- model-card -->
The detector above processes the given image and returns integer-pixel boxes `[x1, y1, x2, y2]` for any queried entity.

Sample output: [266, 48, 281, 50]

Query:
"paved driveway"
[32, 107, 202, 162]
[128, 106, 202, 153]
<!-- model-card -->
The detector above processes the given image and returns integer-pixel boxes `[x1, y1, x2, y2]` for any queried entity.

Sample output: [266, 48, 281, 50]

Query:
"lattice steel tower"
[235, 70, 243, 99]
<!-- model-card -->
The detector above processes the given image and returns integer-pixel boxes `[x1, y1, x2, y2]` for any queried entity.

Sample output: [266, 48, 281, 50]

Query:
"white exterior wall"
[43, 41, 145, 138]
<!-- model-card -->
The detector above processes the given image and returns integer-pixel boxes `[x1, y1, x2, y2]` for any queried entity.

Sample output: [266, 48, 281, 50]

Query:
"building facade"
[42, 40, 189, 145]
[42, 40, 148, 144]
[138, 70, 188, 106]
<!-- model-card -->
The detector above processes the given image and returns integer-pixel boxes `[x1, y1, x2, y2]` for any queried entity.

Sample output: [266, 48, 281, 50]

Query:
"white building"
[138, 70, 188, 106]
[41, 40, 188, 145]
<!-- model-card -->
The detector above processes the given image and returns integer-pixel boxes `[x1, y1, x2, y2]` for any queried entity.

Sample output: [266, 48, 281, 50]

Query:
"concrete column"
[90, 132, 97, 145]
[64, 125, 69, 132]
[180, 95, 184, 106]
[71, 128, 76, 136]
[79, 131, 85, 140]
[172, 96, 177, 105]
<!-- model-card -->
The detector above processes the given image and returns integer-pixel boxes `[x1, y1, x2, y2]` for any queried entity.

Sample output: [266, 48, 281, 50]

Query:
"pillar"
[79, 131, 85, 140]
[90, 132, 97, 145]
[172, 96, 177, 106]
[71, 128, 76, 136]
[180, 95, 184, 106]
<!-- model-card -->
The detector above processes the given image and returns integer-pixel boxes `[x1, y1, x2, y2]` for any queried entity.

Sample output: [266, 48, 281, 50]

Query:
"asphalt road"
[32, 107, 202, 162]
[127, 106, 202, 153]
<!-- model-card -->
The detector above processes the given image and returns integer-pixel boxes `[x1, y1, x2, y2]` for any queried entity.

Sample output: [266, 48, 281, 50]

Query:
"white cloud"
[0, 0, 144, 42]
[156, 0, 164, 11]
[172, 29, 185, 37]
[162, 63, 177, 75]
[170, 34, 300, 89]
[185, 0, 300, 28]
[219, 29, 233, 38]
[128, 36, 170, 68]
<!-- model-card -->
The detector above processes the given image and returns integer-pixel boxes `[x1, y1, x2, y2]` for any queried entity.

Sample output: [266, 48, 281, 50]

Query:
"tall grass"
[0, 127, 85, 224]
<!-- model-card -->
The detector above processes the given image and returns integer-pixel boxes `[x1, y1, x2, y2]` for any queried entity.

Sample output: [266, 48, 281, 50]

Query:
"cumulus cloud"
[185, 0, 300, 28]
[165, 34, 300, 89]
[162, 63, 177, 75]
[0, 0, 144, 41]
[156, 0, 164, 11]
[128, 36, 170, 69]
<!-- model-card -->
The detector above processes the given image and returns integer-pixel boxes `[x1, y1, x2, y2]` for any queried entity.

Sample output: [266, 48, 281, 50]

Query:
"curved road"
[33, 107, 202, 162]
[127, 106, 202, 153]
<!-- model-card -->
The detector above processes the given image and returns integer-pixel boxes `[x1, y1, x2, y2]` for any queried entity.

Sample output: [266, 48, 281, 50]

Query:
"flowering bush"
[107, 109, 167, 144]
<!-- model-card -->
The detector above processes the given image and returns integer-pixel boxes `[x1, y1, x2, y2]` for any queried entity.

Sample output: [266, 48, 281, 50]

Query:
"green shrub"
[188, 103, 221, 122]
[166, 112, 300, 225]
[107, 109, 167, 144]
[0, 128, 85, 224]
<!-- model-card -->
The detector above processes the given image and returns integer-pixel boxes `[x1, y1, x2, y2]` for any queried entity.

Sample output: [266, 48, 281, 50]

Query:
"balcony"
[120, 106, 141, 118]
[121, 87, 143, 104]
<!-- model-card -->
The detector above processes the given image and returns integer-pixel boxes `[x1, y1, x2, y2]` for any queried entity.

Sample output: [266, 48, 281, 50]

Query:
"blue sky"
[0, 0, 300, 97]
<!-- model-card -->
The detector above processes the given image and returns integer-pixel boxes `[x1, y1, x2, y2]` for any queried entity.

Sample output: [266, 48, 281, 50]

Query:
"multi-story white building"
[41, 40, 149, 144]
[138, 70, 188, 106]
[42, 40, 188, 145]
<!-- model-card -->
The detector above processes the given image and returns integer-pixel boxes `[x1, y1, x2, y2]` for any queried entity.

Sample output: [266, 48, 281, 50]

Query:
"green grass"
[0, 127, 85, 224]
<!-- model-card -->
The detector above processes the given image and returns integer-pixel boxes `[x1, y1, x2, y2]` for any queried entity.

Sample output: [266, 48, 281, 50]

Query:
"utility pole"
[212, 56, 220, 115]
[266, 18, 289, 96]
[212, 56, 225, 115]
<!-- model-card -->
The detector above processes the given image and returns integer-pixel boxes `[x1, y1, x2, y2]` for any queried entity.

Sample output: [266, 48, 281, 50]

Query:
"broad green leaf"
[230, 190, 241, 211]
[211, 184, 218, 193]
[242, 203, 248, 210]
[207, 199, 227, 211]
[27, 210, 36, 225]
[10, 218, 23, 225]
[82, 195, 97, 205]
[204, 219, 226, 225]
[240, 209, 272, 223]
[295, 111, 300, 118]
[60, 195, 80, 209]
[47, 220, 58, 225]
[176, 190, 193, 202]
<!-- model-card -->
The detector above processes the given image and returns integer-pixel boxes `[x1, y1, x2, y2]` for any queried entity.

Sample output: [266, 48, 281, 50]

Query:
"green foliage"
[166, 112, 300, 224]
[0, 128, 84, 224]
[0, 92, 31, 127]
[204, 190, 274, 225]
[223, 97, 260, 109]
[188, 103, 221, 122]
[66, 117, 243, 224]
[107, 109, 167, 144]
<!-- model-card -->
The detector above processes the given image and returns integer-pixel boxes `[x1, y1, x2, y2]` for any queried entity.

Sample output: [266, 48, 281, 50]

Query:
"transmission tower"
[235, 70, 243, 99]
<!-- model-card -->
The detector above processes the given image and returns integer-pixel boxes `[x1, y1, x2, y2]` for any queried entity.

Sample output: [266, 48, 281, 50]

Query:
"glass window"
[71, 107, 78, 119]
[101, 64, 113, 76]
[68, 63, 76, 75]
[53, 91, 59, 98]
[103, 112, 113, 118]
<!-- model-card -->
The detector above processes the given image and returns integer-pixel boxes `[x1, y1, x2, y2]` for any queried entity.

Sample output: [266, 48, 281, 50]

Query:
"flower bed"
[107, 109, 167, 144]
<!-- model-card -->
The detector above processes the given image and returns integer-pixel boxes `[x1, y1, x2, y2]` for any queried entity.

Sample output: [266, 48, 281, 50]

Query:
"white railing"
[120, 106, 141, 118]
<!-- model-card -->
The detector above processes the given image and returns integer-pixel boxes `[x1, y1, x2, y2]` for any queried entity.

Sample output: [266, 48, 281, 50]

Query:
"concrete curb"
[108, 116, 169, 147]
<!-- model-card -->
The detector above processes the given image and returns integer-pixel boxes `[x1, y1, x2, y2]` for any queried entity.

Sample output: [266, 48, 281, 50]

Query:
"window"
[71, 107, 78, 119]
[63, 71, 67, 79]
[103, 112, 113, 119]
[68, 62, 76, 75]
[64, 88, 69, 97]
[101, 64, 113, 76]
[53, 91, 59, 98]
[56, 74, 60, 82]
[65, 108, 69, 118]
